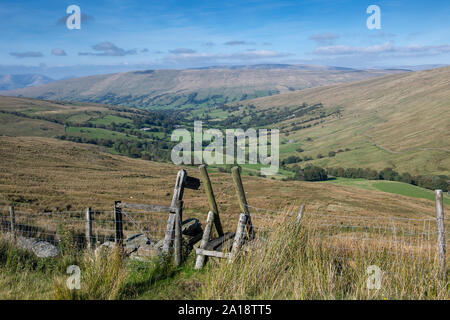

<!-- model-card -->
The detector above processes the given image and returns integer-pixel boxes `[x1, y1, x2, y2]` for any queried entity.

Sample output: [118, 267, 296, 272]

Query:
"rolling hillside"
[2, 65, 405, 110]
[0, 95, 179, 162]
[238, 66, 450, 175]
[0, 74, 53, 91]
[0, 136, 439, 220]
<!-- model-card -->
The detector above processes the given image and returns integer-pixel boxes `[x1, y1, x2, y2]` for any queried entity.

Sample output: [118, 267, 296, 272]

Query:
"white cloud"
[224, 40, 256, 46]
[165, 50, 293, 64]
[169, 48, 197, 54]
[309, 33, 340, 45]
[9, 51, 44, 58]
[79, 42, 137, 56]
[314, 42, 450, 56]
[51, 48, 67, 56]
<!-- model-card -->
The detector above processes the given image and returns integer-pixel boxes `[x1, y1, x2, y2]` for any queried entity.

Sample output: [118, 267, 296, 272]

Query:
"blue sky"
[0, 0, 449, 78]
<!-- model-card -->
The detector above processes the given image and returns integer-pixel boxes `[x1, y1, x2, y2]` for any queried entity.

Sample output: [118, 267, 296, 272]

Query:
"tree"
[303, 166, 327, 181]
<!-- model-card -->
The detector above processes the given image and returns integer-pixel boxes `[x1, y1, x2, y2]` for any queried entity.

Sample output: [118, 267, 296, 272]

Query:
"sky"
[0, 0, 449, 78]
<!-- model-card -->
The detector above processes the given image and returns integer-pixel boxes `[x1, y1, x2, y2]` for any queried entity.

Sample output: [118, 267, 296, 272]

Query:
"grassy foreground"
[1, 213, 447, 300]
[0, 137, 447, 299]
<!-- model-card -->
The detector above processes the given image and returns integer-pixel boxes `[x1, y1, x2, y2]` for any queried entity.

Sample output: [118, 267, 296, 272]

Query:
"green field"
[88, 115, 133, 126]
[66, 127, 135, 141]
[328, 177, 450, 205]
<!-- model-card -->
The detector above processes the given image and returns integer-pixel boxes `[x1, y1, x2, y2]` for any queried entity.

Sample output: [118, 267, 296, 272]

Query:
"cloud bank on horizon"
[0, 0, 448, 78]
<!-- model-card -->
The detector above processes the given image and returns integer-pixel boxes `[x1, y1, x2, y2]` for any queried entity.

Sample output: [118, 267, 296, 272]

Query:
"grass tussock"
[53, 247, 127, 300]
[200, 214, 449, 300]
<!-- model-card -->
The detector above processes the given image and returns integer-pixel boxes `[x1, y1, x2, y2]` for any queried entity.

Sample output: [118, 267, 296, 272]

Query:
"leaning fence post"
[435, 190, 446, 280]
[229, 213, 247, 262]
[163, 169, 187, 255]
[231, 166, 254, 239]
[9, 206, 16, 240]
[174, 200, 183, 266]
[114, 201, 123, 247]
[171, 169, 187, 207]
[195, 211, 215, 269]
[85, 207, 93, 249]
[199, 165, 224, 237]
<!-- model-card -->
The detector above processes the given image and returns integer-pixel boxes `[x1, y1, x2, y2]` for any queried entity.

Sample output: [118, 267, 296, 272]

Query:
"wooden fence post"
[195, 211, 215, 269]
[199, 165, 224, 237]
[114, 201, 123, 246]
[171, 169, 187, 207]
[9, 206, 15, 240]
[231, 166, 254, 239]
[296, 204, 305, 224]
[174, 200, 183, 266]
[163, 212, 176, 254]
[229, 213, 247, 261]
[435, 190, 446, 280]
[85, 207, 93, 249]
[163, 169, 187, 255]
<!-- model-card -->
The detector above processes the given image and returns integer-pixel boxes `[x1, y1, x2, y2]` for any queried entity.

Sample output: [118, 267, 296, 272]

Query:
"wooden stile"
[229, 213, 247, 261]
[196, 248, 230, 259]
[195, 211, 215, 269]
[199, 165, 224, 237]
[163, 170, 187, 254]
[231, 166, 254, 239]
[174, 200, 183, 266]
[171, 169, 187, 207]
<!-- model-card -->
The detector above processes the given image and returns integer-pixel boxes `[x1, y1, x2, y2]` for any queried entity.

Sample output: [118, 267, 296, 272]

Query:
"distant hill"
[2, 65, 405, 110]
[0, 74, 54, 91]
[238, 66, 450, 175]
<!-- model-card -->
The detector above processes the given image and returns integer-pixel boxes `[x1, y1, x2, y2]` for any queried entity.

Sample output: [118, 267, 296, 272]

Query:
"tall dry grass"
[53, 247, 128, 300]
[201, 213, 448, 300]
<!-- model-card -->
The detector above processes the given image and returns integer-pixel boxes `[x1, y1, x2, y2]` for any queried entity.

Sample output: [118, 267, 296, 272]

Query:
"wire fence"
[245, 203, 449, 252]
[0, 202, 447, 261]
[0, 206, 173, 248]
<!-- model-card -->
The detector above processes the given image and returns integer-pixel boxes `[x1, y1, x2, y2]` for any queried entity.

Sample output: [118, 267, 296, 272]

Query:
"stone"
[131, 243, 161, 260]
[182, 218, 202, 236]
[15, 235, 59, 258]
[32, 240, 59, 258]
[94, 240, 115, 257]
[125, 233, 152, 254]
[153, 238, 165, 251]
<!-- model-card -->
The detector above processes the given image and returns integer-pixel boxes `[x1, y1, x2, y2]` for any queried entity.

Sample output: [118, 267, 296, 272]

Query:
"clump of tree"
[290, 165, 328, 182]
[326, 167, 449, 192]
[57, 135, 172, 162]
[281, 156, 303, 165]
